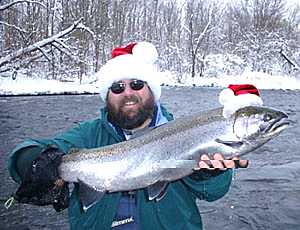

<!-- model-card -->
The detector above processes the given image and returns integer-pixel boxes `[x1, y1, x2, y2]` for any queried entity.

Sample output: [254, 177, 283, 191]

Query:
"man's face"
[107, 79, 155, 130]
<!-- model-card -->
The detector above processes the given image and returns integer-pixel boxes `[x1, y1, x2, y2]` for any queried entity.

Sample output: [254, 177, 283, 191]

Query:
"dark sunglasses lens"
[130, 80, 145, 91]
[110, 82, 125, 94]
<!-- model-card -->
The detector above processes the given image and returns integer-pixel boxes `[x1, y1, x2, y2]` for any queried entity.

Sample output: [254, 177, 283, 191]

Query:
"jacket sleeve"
[7, 120, 97, 184]
[182, 169, 233, 202]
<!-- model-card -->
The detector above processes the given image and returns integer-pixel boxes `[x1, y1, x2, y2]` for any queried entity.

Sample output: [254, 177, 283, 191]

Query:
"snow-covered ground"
[0, 75, 100, 95]
[163, 70, 300, 90]
[0, 70, 299, 96]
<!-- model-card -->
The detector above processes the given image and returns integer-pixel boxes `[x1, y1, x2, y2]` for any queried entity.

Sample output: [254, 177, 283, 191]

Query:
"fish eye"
[263, 114, 272, 122]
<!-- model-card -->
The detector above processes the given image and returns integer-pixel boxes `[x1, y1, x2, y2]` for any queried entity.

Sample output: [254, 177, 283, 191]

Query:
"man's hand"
[197, 153, 248, 170]
[14, 147, 69, 212]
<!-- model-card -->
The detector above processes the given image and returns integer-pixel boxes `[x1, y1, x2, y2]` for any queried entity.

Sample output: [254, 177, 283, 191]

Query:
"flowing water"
[0, 87, 299, 229]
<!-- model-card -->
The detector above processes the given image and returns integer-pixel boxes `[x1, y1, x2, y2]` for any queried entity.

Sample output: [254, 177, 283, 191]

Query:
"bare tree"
[184, 0, 218, 78]
[0, 18, 88, 74]
[1, 0, 299, 81]
[156, 0, 184, 75]
[224, 0, 292, 73]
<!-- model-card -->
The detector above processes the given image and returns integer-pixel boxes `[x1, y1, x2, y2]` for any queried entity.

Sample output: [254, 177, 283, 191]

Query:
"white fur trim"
[219, 88, 235, 105]
[219, 89, 263, 118]
[96, 42, 161, 102]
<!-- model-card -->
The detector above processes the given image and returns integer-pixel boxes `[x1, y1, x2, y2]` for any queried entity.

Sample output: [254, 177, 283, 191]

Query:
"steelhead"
[57, 106, 289, 209]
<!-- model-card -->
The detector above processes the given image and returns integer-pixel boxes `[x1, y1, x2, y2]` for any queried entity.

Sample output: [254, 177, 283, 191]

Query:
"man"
[8, 41, 247, 230]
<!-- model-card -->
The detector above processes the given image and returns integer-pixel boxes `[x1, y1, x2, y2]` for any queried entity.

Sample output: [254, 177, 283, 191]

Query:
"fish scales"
[62, 108, 224, 162]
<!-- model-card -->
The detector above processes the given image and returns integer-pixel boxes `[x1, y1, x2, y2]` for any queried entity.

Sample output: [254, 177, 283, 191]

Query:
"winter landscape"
[1, 0, 300, 229]
[1, 87, 300, 230]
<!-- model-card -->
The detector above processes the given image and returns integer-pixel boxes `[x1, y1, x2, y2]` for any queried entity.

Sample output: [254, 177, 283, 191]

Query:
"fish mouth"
[265, 118, 290, 136]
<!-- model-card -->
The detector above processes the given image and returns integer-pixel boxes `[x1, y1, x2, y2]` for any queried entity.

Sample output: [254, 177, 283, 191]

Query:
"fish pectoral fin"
[147, 181, 169, 202]
[215, 138, 244, 148]
[78, 180, 106, 211]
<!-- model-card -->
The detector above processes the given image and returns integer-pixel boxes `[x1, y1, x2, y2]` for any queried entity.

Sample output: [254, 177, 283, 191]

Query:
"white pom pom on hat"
[219, 84, 263, 118]
[132, 42, 158, 64]
[95, 41, 161, 102]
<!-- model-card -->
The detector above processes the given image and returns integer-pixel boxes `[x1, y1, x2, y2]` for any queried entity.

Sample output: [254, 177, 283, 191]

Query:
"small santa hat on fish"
[96, 41, 162, 102]
[219, 84, 263, 118]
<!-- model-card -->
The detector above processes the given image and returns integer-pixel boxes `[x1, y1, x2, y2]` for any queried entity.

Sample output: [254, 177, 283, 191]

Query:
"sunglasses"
[110, 79, 146, 94]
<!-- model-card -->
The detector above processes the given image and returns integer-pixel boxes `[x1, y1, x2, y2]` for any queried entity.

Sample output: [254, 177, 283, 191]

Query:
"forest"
[0, 0, 299, 82]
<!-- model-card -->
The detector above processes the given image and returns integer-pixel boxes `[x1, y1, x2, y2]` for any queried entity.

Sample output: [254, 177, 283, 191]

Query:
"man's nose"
[122, 84, 135, 96]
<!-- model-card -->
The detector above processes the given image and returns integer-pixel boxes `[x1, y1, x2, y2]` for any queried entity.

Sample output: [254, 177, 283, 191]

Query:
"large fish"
[12, 106, 290, 211]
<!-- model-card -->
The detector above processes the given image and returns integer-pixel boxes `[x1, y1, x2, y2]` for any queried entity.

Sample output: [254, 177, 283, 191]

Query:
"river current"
[0, 87, 299, 229]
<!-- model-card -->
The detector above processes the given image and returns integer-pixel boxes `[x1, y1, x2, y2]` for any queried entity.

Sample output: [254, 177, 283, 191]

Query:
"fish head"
[232, 106, 290, 152]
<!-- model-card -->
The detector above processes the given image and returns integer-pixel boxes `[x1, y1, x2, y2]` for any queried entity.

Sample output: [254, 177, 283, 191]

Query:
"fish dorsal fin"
[78, 180, 106, 211]
[147, 181, 169, 202]
[215, 138, 244, 148]
[69, 148, 81, 154]
[125, 122, 169, 139]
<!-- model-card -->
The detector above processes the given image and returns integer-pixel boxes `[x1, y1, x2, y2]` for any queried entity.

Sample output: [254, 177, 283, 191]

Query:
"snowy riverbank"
[0, 71, 300, 96]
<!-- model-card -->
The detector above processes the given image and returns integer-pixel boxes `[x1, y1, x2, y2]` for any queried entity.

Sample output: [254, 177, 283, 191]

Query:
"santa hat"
[96, 41, 162, 102]
[219, 84, 263, 118]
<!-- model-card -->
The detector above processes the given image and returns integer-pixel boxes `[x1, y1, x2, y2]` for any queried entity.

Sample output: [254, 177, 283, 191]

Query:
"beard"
[107, 94, 155, 130]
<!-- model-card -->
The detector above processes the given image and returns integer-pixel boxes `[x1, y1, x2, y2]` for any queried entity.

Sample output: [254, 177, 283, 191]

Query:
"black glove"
[14, 147, 69, 212]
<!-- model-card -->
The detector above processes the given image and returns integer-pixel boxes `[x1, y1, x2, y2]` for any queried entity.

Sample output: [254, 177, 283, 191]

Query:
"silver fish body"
[59, 106, 289, 205]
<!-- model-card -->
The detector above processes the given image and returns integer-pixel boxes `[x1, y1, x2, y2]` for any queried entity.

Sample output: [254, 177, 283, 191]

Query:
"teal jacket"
[8, 106, 232, 230]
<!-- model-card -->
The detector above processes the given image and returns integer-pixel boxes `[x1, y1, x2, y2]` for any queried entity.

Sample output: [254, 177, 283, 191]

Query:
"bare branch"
[54, 39, 73, 53]
[76, 23, 96, 38]
[0, 18, 83, 68]
[23, 49, 50, 66]
[0, 49, 52, 74]
[51, 42, 74, 60]
[194, 19, 212, 55]
[52, 40, 87, 64]
[0, 67, 12, 74]
[34, 45, 51, 62]
[0, 0, 46, 11]
[280, 49, 299, 70]
[0, 21, 28, 33]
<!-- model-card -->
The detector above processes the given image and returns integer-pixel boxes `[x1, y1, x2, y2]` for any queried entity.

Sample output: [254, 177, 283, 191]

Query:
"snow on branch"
[194, 19, 212, 55]
[34, 45, 51, 62]
[0, 18, 84, 69]
[0, 21, 28, 33]
[0, 0, 46, 11]
[76, 24, 95, 38]
[51, 41, 85, 64]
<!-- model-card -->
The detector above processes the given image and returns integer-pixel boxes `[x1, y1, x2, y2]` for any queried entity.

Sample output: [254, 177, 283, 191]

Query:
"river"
[0, 87, 299, 229]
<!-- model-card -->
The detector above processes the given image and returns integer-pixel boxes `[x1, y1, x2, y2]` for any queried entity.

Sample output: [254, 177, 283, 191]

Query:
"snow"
[162, 69, 300, 90]
[0, 75, 99, 95]
[0, 70, 299, 96]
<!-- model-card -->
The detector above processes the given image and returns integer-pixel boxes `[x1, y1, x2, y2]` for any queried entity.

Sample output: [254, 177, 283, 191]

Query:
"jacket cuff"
[7, 140, 58, 183]
[183, 169, 233, 202]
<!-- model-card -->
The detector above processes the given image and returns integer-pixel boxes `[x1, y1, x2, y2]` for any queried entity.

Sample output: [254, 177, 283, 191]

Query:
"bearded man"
[7, 42, 247, 230]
